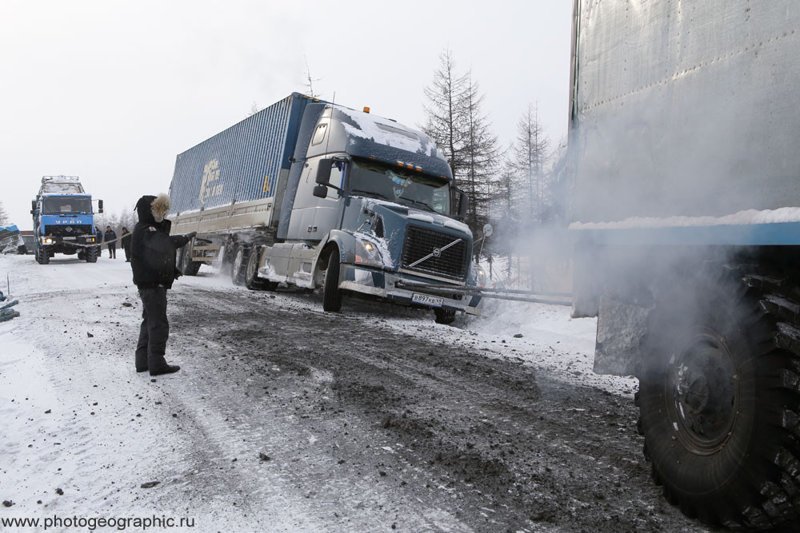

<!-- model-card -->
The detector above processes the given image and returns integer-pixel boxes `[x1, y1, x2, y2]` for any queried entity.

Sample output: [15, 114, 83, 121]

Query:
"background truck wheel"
[434, 308, 456, 325]
[231, 247, 246, 286]
[322, 248, 342, 312]
[637, 267, 800, 529]
[36, 247, 49, 264]
[86, 247, 98, 263]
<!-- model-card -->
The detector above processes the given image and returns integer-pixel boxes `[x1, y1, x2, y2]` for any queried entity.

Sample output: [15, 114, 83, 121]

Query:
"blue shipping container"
[169, 93, 313, 214]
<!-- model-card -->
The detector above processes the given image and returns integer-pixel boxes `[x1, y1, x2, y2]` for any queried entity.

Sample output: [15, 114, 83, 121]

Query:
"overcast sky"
[0, 0, 572, 230]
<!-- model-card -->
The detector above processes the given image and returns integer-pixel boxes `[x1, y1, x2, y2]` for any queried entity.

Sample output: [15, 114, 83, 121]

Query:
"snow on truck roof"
[336, 107, 444, 160]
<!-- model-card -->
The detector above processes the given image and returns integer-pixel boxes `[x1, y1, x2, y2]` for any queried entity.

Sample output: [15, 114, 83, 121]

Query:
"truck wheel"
[638, 268, 800, 529]
[434, 308, 456, 325]
[36, 247, 49, 265]
[244, 248, 276, 290]
[179, 247, 201, 276]
[322, 248, 342, 312]
[231, 247, 246, 286]
[86, 247, 98, 263]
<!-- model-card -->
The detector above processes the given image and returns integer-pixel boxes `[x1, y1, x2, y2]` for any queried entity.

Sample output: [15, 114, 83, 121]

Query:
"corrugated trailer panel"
[570, 0, 800, 223]
[169, 93, 311, 215]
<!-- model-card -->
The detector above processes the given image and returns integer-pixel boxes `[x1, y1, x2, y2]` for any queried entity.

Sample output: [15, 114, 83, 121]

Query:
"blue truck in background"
[568, 1, 800, 529]
[168, 93, 480, 323]
[31, 176, 102, 264]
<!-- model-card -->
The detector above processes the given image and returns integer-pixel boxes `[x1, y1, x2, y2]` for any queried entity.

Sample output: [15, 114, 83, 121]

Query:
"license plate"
[412, 293, 444, 307]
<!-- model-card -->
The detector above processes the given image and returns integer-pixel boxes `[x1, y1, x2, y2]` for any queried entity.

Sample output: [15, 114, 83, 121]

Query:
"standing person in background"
[131, 193, 195, 376]
[95, 226, 103, 258]
[120, 227, 132, 262]
[104, 225, 117, 258]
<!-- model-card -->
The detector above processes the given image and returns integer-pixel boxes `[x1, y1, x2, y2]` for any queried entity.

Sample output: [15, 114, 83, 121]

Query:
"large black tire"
[322, 247, 342, 312]
[638, 267, 800, 529]
[231, 247, 246, 286]
[434, 308, 456, 325]
[179, 246, 200, 276]
[86, 247, 98, 263]
[36, 247, 49, 265]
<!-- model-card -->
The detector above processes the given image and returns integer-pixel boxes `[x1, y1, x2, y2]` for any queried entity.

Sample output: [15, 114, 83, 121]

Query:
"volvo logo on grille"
[432, 248, 441, 258]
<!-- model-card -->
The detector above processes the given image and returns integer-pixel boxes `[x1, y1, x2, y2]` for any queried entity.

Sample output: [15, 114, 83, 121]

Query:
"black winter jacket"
[131, 196, 190, 289]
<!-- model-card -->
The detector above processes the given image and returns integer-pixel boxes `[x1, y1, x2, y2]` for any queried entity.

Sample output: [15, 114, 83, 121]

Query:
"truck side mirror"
[31, 200, 36, 214]
[98, 199, 104, 214]
[457, 190, 469, 221]
[313, 184, 328, 199]
[316, 159, 333, 184]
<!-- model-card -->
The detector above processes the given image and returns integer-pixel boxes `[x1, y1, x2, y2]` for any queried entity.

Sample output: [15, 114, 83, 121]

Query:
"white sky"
[0, 0, 572, 230]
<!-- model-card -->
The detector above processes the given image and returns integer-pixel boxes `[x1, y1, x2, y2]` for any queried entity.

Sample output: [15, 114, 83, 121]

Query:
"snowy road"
[0, 254, 706, 532]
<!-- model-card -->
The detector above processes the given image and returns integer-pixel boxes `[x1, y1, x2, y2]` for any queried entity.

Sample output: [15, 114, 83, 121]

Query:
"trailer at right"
[567, 0, 800, 528]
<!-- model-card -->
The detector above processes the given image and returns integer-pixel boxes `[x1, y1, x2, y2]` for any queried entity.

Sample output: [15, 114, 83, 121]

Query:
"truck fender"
[313, 230, 356, 273]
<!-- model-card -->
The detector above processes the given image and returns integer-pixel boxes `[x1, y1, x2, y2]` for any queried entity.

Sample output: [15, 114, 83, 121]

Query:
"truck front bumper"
[338, 264, 481, 315]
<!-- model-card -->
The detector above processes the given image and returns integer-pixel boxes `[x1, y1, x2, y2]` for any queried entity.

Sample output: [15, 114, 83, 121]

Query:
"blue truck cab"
[31, 176, 102, 264]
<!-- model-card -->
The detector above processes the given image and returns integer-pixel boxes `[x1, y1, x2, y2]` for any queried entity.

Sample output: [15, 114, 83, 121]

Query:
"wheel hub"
[669, 334, 738, 454]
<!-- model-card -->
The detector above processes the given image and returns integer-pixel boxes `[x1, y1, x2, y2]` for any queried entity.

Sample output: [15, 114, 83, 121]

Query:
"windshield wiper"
[351, 188, 390, 201]
[399, 196, 436, 213]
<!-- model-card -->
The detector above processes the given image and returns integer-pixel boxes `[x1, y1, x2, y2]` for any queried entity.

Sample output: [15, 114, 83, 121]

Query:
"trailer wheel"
[322, 247, 342, 312]
[86, 247, 98, 263]
[179, 246, 200, 276]
[434, 308, 456, 325]
[638, 268, 800, 529]
[232, 247, 246, 286]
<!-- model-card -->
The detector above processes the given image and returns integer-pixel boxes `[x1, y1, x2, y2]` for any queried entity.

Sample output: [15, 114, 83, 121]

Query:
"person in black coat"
[104, 226, 117, 258]
[120, 227, 132, 262]
[131, 194, 195, 376]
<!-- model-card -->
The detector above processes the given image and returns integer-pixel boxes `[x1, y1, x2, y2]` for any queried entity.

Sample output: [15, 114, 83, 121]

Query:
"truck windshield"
[347, 160, 450, 215]
[42, 197, 92, 215]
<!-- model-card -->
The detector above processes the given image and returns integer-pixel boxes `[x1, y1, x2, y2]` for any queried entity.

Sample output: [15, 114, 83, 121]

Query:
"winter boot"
[149, 363, 180, 376]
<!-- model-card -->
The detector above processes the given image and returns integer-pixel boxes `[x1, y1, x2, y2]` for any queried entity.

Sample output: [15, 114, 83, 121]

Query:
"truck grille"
[48, 224, 93, 237]
[401, 226, 468, 281]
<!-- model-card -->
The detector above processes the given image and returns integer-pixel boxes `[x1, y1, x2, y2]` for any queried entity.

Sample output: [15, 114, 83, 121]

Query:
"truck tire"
[434, 308, 456, 325]
[36, 247, 49, 265]
[179, 246, 200, 276]
[322, 247, 342, 312]
[638, 267, 800, 529]
[86, 247, 98, 263]
[244, 248, 277, 290]
[232, 247, 246, 286]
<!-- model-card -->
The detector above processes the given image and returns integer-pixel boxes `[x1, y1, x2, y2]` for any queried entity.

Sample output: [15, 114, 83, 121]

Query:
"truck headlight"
[355, 237, 384, 268]
[42, 237, 54, 245]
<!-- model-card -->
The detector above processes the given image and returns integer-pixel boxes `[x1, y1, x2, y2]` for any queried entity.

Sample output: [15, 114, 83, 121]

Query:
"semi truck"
[30, 176, 102, 264]
[168, 93, 480, 323]
[568, 1, 800, 528]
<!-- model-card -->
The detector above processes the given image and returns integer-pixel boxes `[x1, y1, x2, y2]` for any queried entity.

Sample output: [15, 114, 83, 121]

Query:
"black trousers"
[123, 245, 131, 261]
[107, 244, 116, 258]
[136, 287, 170, 371]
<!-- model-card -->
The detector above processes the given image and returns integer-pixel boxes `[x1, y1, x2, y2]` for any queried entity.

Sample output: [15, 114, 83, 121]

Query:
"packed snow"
[0, 252, 636, 531]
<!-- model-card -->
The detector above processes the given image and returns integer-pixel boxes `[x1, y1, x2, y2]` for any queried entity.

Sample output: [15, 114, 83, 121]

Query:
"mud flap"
[594, 294, 650, 376]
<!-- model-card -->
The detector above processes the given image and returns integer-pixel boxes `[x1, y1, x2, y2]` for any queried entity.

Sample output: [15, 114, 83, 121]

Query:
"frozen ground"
[0, 253, 704, 532]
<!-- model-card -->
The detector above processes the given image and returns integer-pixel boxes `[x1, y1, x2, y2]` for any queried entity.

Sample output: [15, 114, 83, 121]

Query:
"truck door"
[285, 159, 344, 241]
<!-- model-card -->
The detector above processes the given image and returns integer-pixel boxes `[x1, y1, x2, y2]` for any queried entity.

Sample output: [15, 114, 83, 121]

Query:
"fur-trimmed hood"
[135, 193, 171, 224]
